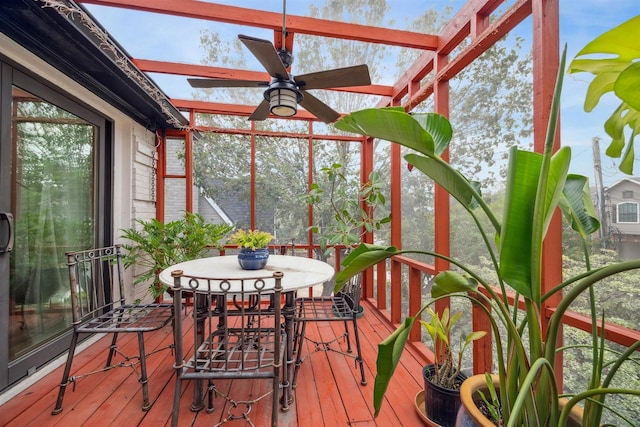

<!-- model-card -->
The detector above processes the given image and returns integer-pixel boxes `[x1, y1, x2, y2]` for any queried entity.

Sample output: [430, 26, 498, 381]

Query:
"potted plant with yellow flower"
[230, 229, 274, 270]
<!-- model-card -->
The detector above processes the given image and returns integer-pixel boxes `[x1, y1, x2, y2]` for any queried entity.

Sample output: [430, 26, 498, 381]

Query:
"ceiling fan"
[187, 3, 371, 123]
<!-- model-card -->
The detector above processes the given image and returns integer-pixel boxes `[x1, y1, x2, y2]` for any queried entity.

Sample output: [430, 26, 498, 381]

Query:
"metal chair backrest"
[67, 245, 125, 325]
[53, 245, 174, 416]
[171, 269, 284, 375]
[170, 269, 284, 426]
[335, 272, 362, 313]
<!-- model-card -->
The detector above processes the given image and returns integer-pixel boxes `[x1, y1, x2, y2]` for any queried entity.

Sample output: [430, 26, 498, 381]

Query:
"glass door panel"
[9, 86, 95, 361]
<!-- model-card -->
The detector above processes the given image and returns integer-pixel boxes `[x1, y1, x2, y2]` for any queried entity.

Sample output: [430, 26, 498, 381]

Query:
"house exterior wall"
[605, 179, 640, 260]
[618, 241, 640, 260]
[197, 191, 227, 225]
[607, 180, 640, 235]
[0, 34, 157, 303]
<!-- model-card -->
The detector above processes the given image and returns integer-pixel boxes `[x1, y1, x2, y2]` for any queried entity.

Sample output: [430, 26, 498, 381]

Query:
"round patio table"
[159, 254, 335, 410]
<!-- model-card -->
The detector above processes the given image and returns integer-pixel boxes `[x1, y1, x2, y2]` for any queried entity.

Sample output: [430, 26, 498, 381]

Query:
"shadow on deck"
[0, 301, 428, 426]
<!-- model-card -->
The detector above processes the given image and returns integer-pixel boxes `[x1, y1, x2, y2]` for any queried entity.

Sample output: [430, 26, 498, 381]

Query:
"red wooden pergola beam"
[171, 98, 317, 120]
[433, 0, 532, 84]
[546, 307, 640, 350]
[78, 0, 439, 50]
[171, 98, 387, 121]
[134, 59, 394, 96]
[133, 59, 267, 82]
[273, 29, 294, 54]
[437, 0, 507, 55]
[397, 0, 532, 111]
[189, 125, 363, 142]
[387, 0, 503, 104]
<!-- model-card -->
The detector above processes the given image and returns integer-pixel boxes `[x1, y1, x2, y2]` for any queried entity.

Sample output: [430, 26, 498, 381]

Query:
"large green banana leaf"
[558, 174, 600, 239]
[499, 146, 571, 300]
[569, 15, 640, 174]
[335, 110, 498, 230]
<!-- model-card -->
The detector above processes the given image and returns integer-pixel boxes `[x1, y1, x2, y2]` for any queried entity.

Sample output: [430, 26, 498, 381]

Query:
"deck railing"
[221, 242, 640, 379]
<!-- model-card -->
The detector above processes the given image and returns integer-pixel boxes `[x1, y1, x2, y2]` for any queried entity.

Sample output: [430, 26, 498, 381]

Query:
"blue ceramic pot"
[237, 248, 269, 270]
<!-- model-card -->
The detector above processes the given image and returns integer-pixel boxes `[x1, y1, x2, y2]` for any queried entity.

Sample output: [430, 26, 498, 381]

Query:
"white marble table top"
[159, 254, 335, 293]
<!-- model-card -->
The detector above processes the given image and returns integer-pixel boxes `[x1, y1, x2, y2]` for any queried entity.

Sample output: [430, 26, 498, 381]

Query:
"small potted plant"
[230, 229, 274, 270]
[419, 307, 486, 427]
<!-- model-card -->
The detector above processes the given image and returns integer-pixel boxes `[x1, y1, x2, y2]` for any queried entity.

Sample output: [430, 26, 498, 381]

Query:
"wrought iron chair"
[170, 269, 285, 427]
[51, 245, 174, 415]
[292, 273, 366, 387]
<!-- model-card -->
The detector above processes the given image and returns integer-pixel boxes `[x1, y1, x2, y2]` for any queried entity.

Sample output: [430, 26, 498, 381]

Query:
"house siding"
[605, 178, 640, 260]
[607, 180, 640, 234]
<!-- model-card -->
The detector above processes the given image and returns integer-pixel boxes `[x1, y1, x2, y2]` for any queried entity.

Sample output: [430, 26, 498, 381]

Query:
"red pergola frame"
[79, 0, 581, 380]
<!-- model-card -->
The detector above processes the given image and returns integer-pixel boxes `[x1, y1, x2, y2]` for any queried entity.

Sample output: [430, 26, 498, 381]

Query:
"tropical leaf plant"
[420, 306, 486, 389]
[568, 15, 640, 174]
[333, 47, 640, 426]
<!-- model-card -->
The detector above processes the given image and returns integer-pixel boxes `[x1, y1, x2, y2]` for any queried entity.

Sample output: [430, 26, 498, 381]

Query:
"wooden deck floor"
[0, 302, 428, 426]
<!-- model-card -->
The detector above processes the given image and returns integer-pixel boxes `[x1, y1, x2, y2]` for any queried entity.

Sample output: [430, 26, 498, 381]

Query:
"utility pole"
[592, 137, 608, 244]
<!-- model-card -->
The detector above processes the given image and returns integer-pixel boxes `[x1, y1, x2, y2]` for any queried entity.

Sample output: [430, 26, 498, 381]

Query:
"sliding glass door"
[0, 63, 110, 389]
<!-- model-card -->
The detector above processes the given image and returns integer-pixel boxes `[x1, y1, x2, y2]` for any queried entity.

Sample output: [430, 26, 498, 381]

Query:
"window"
[617, 202, 639, 223]
[623, 190, 634, 199]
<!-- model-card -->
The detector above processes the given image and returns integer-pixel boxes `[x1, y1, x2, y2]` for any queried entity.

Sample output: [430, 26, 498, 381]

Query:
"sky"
[82, 0, 640, 188]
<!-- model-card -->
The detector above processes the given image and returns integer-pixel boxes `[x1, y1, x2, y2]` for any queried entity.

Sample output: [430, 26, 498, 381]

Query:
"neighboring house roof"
[202, 180, 275, 230]
[0, 0, 188, 131]
[605, 177, 640, 192]
[199, 187, 234, 226]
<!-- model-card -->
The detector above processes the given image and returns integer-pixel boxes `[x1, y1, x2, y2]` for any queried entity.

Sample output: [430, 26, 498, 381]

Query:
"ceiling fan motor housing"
[278, 49, 294, 68]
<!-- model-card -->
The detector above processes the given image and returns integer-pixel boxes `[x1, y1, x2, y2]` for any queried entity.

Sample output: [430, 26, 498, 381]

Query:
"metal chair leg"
[171, 373, 182, 427]
[137, 331, 152, 411]
[106, 331, 119, 367]
[292, 319, 308, 388]
[343, 320, 353, 353]
[351, 317, 367, 385]
[51, 331, 80, 415]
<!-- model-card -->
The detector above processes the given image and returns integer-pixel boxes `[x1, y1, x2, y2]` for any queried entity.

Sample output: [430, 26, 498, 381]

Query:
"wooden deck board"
[0, 301, 430, 426]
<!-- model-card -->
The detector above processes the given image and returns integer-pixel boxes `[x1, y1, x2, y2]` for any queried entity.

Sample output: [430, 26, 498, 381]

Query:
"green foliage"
[229, 229, 274, 250]
[333, 48, 640, 426]
[420, 307, 486, 389]
[120, 212, 233, 298]
[477, 374, 502, 425]
[569, 15, 640, 175]
[302, 163, 390, 259]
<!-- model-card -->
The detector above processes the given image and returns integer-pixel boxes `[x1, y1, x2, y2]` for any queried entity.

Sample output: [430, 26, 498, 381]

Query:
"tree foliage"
[191, 1, 532, 254]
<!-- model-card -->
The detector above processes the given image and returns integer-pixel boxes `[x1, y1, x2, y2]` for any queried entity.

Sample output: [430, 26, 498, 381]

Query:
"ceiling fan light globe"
[269, 88, 298, 117]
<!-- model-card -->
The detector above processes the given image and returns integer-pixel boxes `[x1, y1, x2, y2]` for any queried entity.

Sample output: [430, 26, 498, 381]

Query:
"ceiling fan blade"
[299, 90, 341, 123]
[188, 78, 268, 88]
[238, 34, 289, 79]
[248, 99, 271, 121]
[294, 65, 371, 90]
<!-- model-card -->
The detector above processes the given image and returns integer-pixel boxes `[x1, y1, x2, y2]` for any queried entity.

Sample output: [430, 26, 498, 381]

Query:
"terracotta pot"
[456, 374, 585, 427]
[456, 374, 500, 427]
